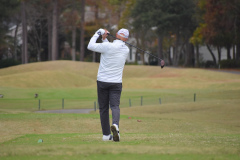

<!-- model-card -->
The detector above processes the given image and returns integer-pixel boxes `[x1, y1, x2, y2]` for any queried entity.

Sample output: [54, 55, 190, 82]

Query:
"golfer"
[87, 28, 129, 142]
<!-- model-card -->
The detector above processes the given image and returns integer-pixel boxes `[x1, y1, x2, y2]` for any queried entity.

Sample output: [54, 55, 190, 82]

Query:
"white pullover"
[87, 33, 129, 83]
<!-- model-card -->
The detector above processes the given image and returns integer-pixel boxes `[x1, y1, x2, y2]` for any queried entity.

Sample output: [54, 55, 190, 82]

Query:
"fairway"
[0, 61, 240, 159]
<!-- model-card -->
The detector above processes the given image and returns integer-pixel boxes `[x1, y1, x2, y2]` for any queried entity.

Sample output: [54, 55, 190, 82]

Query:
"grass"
[0, 61, 240, 159]
[1, 101, 240, 159]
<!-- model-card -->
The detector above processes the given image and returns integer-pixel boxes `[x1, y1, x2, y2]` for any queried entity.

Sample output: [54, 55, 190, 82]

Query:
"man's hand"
[102, 29, 109, 40]
[96, 28, 105, 36]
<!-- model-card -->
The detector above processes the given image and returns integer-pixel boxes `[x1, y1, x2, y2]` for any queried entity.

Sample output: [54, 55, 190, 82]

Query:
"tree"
[131, 0, 152, 64]
[51, 0, 58, 60]
[190, 0, 206, 67]
[201, 0, 240, 62]
[131, 0, 197, 66]
[0, 0, 20, 61]
[26, 0, 50, 62]
[85, 0, 128, 62]
[61, 0, 81, 61]
[118, 0, 136, 29]
[191, 0, 218, 66]
[80, 0, 85, 61]
[21, 1, 28, 64]
[50, 0, 57, 60]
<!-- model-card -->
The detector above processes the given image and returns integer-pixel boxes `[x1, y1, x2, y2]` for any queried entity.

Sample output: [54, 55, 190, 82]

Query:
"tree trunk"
[92, 2, 98, 62]
[140, 32, 145, 64]
[176, 38, 187, 66]
[21, 1, 28, 64]
[37, 50, 41, 61]
[51, 0, 57, 60]
[236, 43, 240, 60]
[196, 44, 199, 67]
[217, 46, 221, 64]
[184, 42, 194, 67]
[135, 34, 139, 64]
[206, 44, 216, 65]
[167, 47, 172, 65]
[48, 15, 52, 60]
[13, 23, 19, 61]
[173, 31, 180, 66]
[227, 46, 231, 60]
[140, 53, 144, 65]
[184, 43, 189, 66]
[191, 44, 195, 67]
[72, 26, 76, 61]
[38, 26, 43, 62]
[80, 0, 85, 61]
[157, 36, 163, 66]
[233, 45, 236, 60]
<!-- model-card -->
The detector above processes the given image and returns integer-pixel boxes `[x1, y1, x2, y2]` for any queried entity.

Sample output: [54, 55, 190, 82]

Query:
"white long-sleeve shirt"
[87, 33, 129, 83]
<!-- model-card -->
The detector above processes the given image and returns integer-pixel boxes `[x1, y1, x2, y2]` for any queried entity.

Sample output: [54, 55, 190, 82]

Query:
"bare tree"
[80, 0, 85, 61]
[13, 22, 20, 61]
[60, 0, 81, 61]
[21, 1, 28, 64]
[27, 1, 50, 62]
[48, 13, 52, 60]
[51, 0, 58, 60]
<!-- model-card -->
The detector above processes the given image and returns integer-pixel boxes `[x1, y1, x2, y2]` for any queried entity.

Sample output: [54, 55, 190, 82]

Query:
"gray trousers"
[97, 81, 122, 135]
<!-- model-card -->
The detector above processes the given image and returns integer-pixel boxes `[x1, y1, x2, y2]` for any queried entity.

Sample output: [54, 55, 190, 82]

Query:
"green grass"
[1, 101, 240, 159]
[1, 132, 239, 159]
[0, 61, 240, 159]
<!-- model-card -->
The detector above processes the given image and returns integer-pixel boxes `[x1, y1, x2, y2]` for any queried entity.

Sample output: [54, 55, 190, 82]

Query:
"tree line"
[0, 0, 239, 68]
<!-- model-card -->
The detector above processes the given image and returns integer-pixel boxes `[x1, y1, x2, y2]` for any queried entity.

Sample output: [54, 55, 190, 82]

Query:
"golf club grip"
[107, 33, 163, 62]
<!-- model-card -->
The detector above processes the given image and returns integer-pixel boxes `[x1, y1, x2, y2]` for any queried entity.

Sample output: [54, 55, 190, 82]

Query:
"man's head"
[116, 28, 129, 41]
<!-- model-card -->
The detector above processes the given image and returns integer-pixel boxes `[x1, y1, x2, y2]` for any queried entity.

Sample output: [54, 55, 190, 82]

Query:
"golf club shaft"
[107, 33, 163, 61]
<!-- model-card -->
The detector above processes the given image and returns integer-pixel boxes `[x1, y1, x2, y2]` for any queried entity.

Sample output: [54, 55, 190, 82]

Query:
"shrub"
[0, 59, 20, 69]
[205, 60, 216, 68]
[219, 59, 240, 68]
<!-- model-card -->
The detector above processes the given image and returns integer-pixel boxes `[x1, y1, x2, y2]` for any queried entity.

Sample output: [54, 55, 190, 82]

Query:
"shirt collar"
[113, 39, 126, 44]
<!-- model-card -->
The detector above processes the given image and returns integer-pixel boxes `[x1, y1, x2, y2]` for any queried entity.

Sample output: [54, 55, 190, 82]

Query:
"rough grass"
[1, 60, 239, 110]
[0, 60, 240, 89]
[0, 61, 240, 159]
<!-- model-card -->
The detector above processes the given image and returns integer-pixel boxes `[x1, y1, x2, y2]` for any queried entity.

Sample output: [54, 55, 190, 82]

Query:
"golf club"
[106, 33, 165, 69]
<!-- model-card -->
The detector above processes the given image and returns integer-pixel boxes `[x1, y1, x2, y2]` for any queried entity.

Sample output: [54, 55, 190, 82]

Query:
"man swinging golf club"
[87, 28, 129, 142]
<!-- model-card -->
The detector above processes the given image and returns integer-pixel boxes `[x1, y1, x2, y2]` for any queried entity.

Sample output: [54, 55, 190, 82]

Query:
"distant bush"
[0, 59, 20, 69]
[205, 60, 216, 68]
[219, 60, 240, 68]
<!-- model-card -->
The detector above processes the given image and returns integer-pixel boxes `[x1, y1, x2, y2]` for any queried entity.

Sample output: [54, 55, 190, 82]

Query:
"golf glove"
[95, 28, 105, 36]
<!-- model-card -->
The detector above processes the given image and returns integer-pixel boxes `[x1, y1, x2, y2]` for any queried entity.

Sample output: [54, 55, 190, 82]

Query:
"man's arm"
[87, 29, 109, 52]
[102, 38, 109, 43]
[102, 29, 109, 42]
